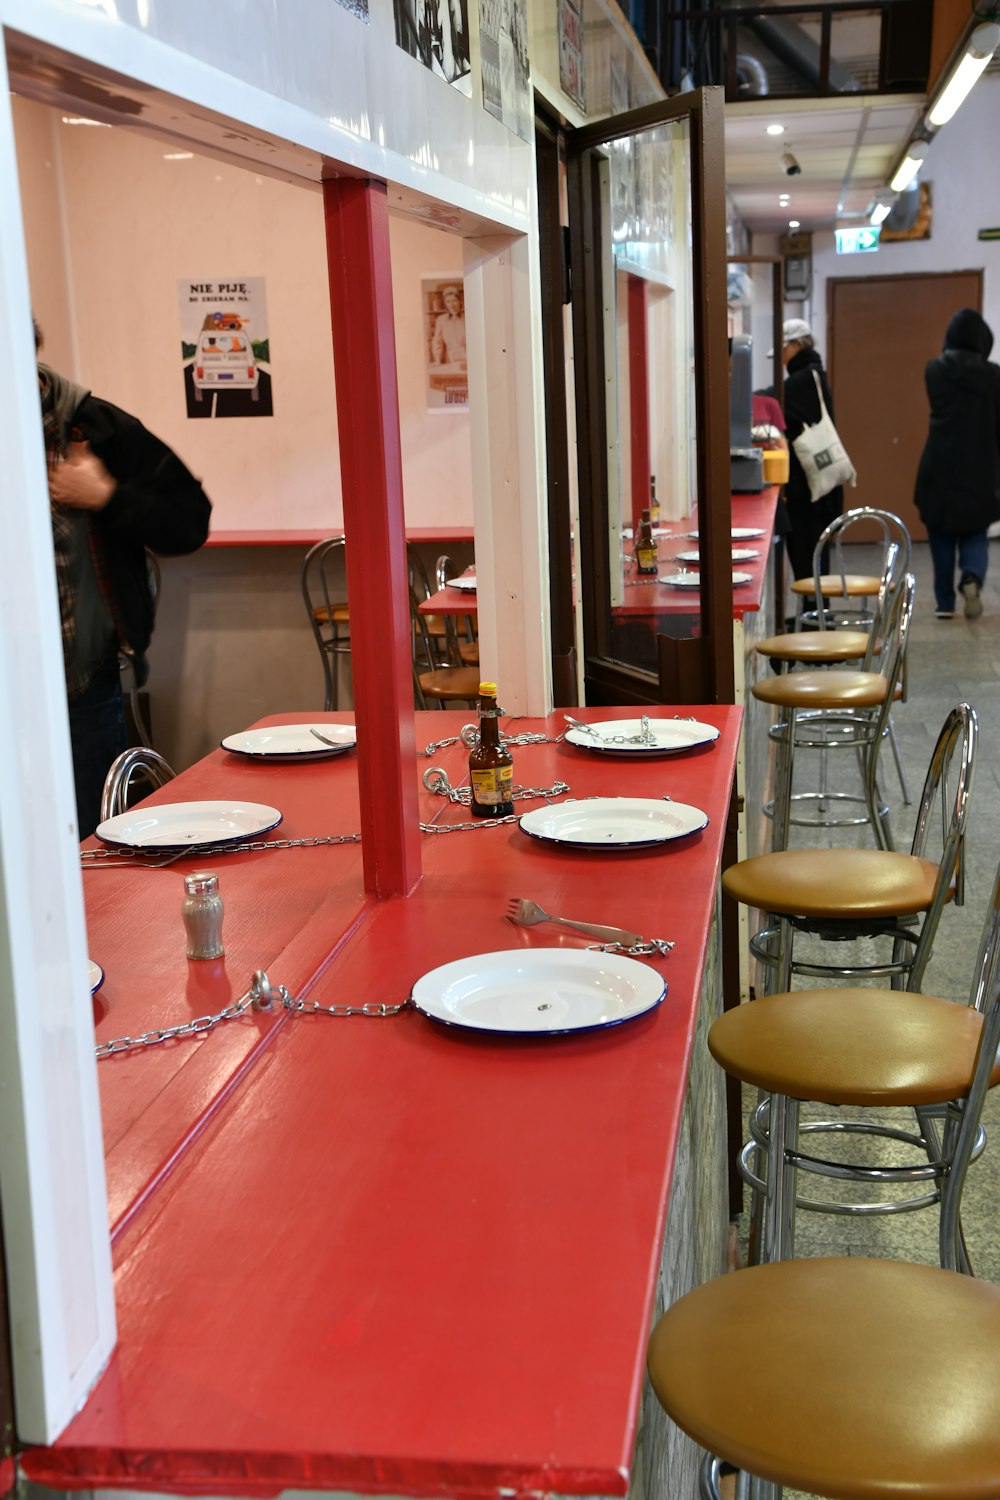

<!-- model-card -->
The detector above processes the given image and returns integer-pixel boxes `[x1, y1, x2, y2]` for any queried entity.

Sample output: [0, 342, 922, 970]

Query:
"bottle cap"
[479, 681, 498, 696]
[184, 872, 219, 896]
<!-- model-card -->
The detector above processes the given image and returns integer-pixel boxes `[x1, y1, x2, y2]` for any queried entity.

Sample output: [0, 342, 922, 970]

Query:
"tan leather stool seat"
[753, 668, 887, 710]
[708, 987, 1000, 1105]
[416, 665, 482, 702]
[790, 571, 882, 596]
[722, 846, 939, 918]
[758, 628, 869, 662]
[647, 1256, 1000, 1500]
[313, 603, 350, 626]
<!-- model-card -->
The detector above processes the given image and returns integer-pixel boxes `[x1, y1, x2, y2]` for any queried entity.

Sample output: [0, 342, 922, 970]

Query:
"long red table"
[24, 706, 741, 1499]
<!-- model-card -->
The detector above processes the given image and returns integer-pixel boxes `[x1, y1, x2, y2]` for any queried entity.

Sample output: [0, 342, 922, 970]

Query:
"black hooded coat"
[914, 308, 1000, 535]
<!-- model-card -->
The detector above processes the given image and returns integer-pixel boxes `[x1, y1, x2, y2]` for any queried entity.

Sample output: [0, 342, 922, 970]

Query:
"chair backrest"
[300, 536, 348, 635]
[99, 747, 176, 823]
[904, 699, 979, 990]
[812, 507, 911, 632]
[407, 544, 433, 601]
[435, 555, 454, 592]
[939, 827, 1000, 1262]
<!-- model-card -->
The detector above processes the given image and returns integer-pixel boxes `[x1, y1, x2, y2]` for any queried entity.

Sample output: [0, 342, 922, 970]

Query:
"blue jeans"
[926, 529, 989, 613]
[68, 661, 127, 840]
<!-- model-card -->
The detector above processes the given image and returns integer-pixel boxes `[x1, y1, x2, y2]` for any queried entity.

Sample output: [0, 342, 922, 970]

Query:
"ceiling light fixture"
[788, 219, 801, 229]
[890, 140, 928, 194]
[163, 151, 194, 160]
[869, 198, 895, 226]
[927, 21, 1000, 126]
[766, 123, 785, 136]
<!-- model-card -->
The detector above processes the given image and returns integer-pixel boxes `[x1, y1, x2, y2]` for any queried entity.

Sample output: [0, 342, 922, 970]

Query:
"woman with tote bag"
[781, 318, 847, 582]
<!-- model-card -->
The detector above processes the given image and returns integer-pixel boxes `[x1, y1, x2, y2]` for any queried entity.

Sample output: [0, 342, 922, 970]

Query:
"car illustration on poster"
[192, 326, 259, 400]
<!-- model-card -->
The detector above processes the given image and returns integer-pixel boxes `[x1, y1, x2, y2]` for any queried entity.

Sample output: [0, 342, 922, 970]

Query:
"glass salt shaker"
[182, 872, 225, 959]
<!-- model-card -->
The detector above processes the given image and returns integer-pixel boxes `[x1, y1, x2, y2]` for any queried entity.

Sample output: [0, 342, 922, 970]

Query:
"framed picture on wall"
[177, 276, 273, 418]
[422, 277, 468, 411]
[478, 0, 531, 141]
[394, 0, 472, 96]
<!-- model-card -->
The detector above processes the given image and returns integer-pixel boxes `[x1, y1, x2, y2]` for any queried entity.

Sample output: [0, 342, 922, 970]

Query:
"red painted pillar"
[323, 178, 421, 897]
[627, 274, 650, 534]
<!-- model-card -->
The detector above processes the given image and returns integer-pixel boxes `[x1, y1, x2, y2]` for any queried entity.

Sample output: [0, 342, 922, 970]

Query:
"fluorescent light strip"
[928, 22, 999, 126]
[890, 143, 928, 194]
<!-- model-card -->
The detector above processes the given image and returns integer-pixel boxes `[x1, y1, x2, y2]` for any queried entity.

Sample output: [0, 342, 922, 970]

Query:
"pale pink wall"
[12, 96, 474, 534]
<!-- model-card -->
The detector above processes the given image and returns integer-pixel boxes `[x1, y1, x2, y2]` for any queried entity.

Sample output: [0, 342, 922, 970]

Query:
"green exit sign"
[835, 226, 881, 254]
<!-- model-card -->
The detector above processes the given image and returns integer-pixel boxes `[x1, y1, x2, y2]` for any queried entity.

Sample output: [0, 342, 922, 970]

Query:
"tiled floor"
[737, 535, 1000, 1278]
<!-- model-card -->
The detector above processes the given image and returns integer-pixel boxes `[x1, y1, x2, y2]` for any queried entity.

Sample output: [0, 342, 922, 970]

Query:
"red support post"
[627, 274, 651, 533]
[323, 177, 422, 897]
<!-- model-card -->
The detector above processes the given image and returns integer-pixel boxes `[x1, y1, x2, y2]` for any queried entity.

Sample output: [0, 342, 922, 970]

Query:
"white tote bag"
[792, 370, 857, 502]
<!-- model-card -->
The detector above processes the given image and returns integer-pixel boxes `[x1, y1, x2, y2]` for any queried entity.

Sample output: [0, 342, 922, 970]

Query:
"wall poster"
[178, 277, 273, 418]
[393, 0, 472, 95]
[479, 0, 531, 142]
[422, 277, 468, 411]
[558, 0, 585, 111]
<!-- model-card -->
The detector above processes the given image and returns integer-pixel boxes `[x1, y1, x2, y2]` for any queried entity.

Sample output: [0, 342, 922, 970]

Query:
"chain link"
[422, 766, 570, 811]
[81, 833, 362, 865]
[95, 926, 673, 1061]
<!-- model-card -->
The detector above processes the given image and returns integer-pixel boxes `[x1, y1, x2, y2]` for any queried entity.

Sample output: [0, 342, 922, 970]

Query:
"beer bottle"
[649, 474, 660, 527]
[634, 508, 658, 575]
[469, 682, 514, 818]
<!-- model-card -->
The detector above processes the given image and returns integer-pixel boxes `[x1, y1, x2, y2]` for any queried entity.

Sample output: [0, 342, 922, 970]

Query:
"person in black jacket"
[914, 308, 1000, 620]
[780, 317, 845, 582]
[37, 322, 212, 837]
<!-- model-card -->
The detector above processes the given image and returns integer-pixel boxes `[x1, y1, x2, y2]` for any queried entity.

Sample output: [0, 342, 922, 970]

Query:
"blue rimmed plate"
[410, 948, 665, 1036]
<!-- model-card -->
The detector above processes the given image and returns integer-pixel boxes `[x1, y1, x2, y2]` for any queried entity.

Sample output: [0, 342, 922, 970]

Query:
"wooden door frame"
[566, 87, 734, 706]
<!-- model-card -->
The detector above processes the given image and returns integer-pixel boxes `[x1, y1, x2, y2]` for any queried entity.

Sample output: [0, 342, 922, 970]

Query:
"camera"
[782, 150, 802, 177]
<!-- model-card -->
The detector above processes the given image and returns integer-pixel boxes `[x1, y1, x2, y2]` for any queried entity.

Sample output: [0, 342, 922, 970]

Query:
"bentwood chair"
[754, 569, 914, 851]
[711, 790, 1000, 1270]
[723, 701, 978, 996]
[647, 1255, 1000, 1500]
[409, 586, 480, 708]
[100, 747, 176, 822]
[300, 537, 351, 710]
[407, 544, 452, 667]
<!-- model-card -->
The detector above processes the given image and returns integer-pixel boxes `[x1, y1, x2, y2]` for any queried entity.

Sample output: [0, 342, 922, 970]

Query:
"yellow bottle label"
[637, 544, 658, 570]
[470, 765, 513, 806]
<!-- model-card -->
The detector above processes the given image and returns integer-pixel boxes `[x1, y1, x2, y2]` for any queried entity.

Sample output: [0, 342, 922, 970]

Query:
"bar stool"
[647, 1256, 1000, 1500]
[710, 819, 1000, 1269]
[722, 701, 977, 996]
[792, 505, 911, 632]
[755, 571, 913, 851]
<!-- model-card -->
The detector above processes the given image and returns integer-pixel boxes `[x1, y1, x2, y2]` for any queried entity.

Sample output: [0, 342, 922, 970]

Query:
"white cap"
[768, 317, 813, 356]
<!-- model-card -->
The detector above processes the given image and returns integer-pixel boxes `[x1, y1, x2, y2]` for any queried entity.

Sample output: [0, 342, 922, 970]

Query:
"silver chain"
[81, 833, 362, 864]
[422, 765, 569, 808]
[422, 716, 568, 756]
[95, 935, 673, 1058]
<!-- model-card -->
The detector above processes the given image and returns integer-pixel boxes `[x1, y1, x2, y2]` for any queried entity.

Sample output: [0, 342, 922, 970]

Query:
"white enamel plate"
[731, 526, 767, 539]
[674, 549, 760, 564]
[662, 571, 753, 589]
[89, 960, 105, 994]
[445, 575, 477, 591]
[519, 797, 708, 849]
[564, 717, 720, 756]
[411, 948, 666, 1036]
[221, 723, 357, 760]
[96, 800, 282, 850]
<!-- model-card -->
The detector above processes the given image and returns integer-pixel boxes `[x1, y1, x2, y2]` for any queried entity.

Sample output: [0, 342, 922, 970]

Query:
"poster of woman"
[423, 278, 469, 410]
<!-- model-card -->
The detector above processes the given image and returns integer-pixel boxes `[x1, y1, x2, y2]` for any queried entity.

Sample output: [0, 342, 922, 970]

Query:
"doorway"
[828, 269, 984, 541]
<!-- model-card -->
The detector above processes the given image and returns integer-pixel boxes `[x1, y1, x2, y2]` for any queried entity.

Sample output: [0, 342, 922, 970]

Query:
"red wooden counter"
[23, 706, 740, 1500]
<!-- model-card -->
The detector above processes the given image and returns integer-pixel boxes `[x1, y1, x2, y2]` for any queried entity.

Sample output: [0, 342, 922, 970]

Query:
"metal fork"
[506, 897, 643, 946]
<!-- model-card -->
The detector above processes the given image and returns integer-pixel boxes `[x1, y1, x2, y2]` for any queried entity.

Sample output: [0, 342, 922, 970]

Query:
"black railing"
[632, 0, 932, 101]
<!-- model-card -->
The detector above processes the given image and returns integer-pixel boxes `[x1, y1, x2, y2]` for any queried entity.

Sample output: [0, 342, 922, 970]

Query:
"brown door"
[828, 270, 983, 541]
